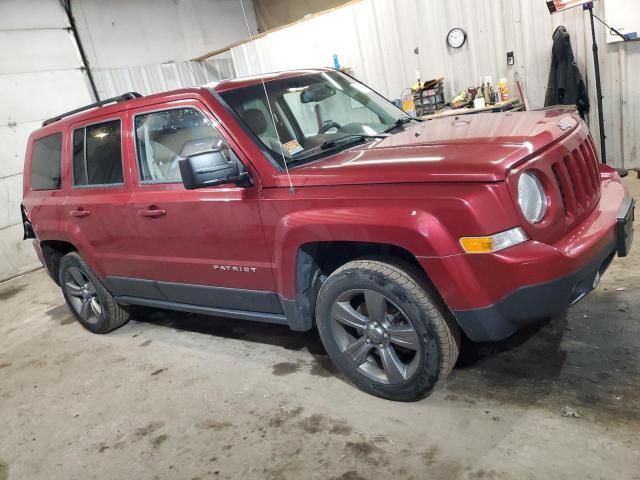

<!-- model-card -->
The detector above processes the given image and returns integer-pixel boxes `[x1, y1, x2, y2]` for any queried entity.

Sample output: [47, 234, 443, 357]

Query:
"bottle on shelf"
[499, 78, 510, 101]
[484, 76, 492, 104]
[474, 82, 486, 109]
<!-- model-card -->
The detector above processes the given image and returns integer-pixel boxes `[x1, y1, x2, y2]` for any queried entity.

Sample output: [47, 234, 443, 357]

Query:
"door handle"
[70, 209, 90, 218]
[139, 207, 167, 218]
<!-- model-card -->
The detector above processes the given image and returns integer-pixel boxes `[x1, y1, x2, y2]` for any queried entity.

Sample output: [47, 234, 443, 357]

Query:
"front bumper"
[452, 240, 617, 341]
[422, 178, 634, 342]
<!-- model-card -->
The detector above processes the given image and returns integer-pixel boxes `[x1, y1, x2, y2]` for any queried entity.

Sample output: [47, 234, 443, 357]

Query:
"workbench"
[420, 98, 523, 120]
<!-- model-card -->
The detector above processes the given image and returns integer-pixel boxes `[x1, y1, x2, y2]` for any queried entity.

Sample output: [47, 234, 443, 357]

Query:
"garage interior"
[1, 0, 639, 479]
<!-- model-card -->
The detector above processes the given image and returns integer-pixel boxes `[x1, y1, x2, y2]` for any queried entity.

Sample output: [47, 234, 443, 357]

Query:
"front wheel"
[315, 259, 460, 401]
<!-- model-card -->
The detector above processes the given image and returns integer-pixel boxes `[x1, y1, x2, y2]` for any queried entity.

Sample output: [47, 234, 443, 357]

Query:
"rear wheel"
[316, 259, 459, 401]
[59, 252, 130, 334]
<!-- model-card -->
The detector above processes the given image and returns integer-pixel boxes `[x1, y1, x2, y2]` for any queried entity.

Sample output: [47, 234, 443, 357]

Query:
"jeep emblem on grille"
[557, 118, 575, 131]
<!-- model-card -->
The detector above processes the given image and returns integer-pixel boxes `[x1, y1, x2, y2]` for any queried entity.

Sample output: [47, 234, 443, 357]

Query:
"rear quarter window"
[30, 133, 62, 191]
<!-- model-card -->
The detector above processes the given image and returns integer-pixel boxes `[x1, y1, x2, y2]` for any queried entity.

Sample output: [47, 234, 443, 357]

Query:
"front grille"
[550, 136, 601, 217]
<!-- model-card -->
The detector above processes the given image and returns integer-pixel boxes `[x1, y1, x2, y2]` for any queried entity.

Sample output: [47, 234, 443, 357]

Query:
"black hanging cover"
[544, 26, 590, 118]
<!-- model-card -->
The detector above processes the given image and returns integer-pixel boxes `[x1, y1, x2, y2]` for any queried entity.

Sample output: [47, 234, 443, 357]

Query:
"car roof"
[33, 87, 211, 138]
[32, 68, 333, 138]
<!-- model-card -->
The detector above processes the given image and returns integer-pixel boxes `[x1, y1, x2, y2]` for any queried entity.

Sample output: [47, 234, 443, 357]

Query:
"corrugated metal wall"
[0, 0, 94, 281]
[230, 0, 639, 169]
[72, 0, 258, 70]
[70, 0, 254, 99]
[92, 58, 236, 99]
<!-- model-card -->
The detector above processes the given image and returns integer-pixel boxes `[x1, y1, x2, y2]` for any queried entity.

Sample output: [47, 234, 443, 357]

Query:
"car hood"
[275, 108, 582, 187]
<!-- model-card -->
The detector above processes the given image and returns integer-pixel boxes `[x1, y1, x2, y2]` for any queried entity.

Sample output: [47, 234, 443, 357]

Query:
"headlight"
[518, 172, 547, 223]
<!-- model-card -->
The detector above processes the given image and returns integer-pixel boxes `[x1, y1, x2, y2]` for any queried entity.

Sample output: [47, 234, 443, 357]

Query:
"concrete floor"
[1, 179, 640, 480]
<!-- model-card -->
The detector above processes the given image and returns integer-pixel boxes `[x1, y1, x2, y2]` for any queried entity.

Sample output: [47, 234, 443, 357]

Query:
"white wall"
[230, 0, 640, 170]
[604, 0, 640, 44]
[94, 58, 236, 99]
[0, 0, 257, 281]
[0, 0, 94, 281]
[73, 0, 257, 67]
[72, 0, 257, 99]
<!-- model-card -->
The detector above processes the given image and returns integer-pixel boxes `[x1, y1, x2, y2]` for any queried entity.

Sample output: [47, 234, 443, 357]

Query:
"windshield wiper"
[287, 134, 387, 164]
[319, 133, 387, 150]
[382, 116, 418, 134]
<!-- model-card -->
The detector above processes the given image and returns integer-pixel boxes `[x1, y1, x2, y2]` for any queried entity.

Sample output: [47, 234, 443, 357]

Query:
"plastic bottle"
[474, 84, 486, 109]
[499, 78, 510, 101]
[333, 54, 340, 70]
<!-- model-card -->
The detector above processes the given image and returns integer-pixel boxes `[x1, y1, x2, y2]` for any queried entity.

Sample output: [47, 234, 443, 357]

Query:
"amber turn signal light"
[460, 228, 527, 254]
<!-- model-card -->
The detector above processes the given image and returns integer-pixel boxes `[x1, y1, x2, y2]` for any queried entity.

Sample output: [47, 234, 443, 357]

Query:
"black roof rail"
[42, 92, 143, 127]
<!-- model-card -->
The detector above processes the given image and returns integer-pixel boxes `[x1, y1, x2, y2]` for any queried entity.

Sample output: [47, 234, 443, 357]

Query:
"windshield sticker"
[283, 140, 304, 156]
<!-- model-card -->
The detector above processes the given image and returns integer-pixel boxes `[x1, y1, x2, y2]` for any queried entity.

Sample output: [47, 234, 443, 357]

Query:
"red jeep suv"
[22, 69, 634, 401]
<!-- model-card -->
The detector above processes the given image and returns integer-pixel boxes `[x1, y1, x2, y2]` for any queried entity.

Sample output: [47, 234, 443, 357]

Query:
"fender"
[272, 206, 460, 298]
[37, 220, 104, 278]
[259, 181, 520, 300]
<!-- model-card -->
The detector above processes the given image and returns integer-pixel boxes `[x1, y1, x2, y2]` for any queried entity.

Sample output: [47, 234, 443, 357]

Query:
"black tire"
[315, 259, 460, 401]
[59, 252, 130, 334]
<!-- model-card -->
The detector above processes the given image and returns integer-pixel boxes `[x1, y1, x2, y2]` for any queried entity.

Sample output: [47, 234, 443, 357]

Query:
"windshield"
[216, 71, 412, 169]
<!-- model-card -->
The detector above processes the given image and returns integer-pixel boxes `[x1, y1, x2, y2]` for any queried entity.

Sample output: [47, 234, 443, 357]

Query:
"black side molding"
[115, 296, 288, 326]
[104, 276, 283, 314]
[103, 276, 314, 331]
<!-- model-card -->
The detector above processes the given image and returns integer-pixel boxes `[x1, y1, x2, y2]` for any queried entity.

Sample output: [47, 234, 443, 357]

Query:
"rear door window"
[73, 119, 124, 186]
[31, 133, 62, 191]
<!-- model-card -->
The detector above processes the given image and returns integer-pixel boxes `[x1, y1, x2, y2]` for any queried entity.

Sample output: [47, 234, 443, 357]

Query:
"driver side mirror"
[178, 150, 249, 190]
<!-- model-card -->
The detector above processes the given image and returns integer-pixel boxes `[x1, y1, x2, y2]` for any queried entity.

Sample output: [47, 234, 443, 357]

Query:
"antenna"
[239, 0, 295, 192]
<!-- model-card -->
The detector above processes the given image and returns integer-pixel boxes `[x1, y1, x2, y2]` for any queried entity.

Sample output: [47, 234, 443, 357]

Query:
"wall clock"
[447, 28, 467, 48]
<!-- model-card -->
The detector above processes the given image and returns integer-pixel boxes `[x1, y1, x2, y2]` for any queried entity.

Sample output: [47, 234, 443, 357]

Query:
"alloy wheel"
[63, 267, 103, 324]
[330, 289, 421, 384]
